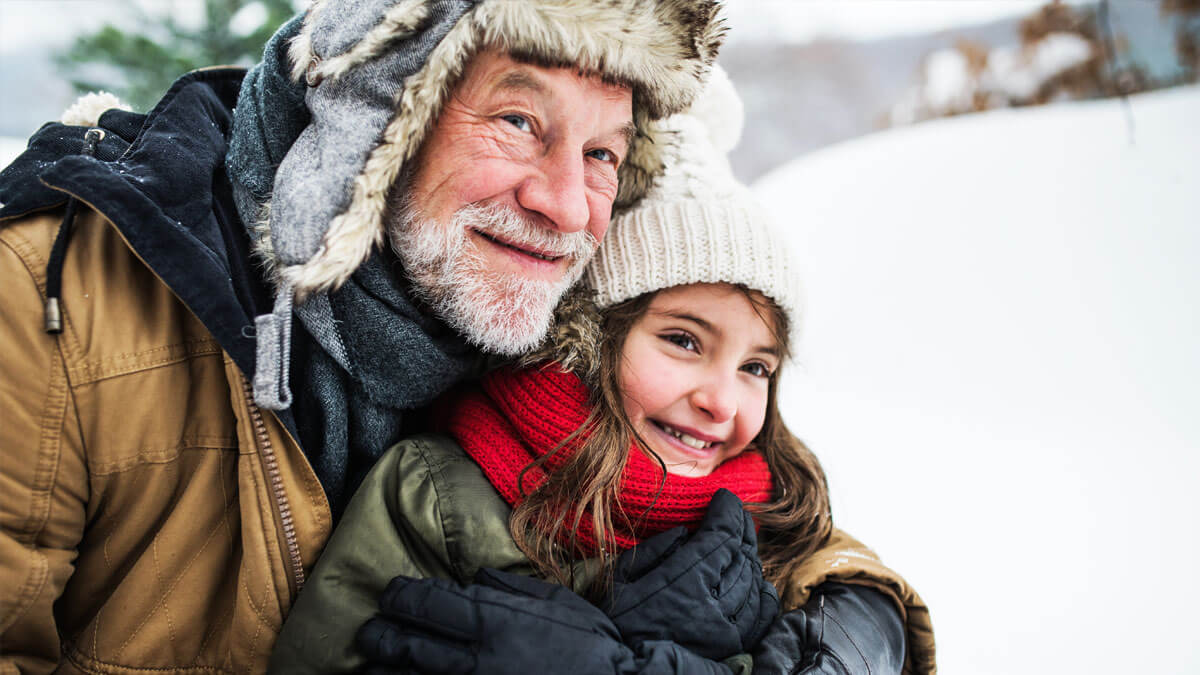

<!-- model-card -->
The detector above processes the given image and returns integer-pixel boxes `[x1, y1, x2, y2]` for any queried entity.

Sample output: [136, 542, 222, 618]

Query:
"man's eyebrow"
[495, 70, 547, 96]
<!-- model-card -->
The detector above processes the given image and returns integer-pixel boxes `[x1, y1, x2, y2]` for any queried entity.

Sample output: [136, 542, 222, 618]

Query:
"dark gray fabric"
[292, 251, 480, 516]
[226, 13, 309, 206]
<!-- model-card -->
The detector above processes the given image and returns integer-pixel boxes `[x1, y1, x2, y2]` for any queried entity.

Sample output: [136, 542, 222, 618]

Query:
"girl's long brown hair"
[509, 285, 833, 606]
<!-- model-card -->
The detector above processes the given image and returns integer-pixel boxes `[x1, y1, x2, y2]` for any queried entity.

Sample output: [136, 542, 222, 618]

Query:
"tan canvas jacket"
[0, 206, 332, 674]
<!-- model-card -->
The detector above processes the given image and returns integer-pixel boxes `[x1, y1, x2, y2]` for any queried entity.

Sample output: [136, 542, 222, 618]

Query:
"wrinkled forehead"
[456, 47, 635, 106]
[503, 46, 638, 94]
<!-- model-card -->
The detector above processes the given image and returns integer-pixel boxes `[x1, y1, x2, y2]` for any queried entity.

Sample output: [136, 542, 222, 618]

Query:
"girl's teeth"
[660, 423, 710, 449]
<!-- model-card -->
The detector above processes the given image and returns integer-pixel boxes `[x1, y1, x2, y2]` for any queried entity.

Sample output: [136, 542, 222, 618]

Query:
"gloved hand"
[751, 583, 906, 675]
[355, 568, 735, 675]
[602, 489, 779, 660]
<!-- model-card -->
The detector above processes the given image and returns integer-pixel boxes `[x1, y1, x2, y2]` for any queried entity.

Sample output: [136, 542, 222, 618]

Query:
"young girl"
[270, 69, 935, 674]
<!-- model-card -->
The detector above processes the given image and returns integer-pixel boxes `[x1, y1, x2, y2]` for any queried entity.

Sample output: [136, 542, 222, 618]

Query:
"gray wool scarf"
[225, 8, 481, 515]
[290, 252, 480, 515]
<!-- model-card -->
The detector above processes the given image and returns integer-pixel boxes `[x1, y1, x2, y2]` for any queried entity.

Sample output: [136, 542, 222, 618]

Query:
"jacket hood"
[235, 0, 726, 301]
[0, 69, 274, 387]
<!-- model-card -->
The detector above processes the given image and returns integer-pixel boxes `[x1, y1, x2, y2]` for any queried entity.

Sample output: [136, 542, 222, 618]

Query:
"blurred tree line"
[56, 0, 297, 111]
[889, 0, 1200, 125]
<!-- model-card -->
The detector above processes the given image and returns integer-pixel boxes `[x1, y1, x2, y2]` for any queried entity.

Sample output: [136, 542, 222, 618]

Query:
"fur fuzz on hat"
[59, 92, 132, 127]
[265, 0, 726, 300]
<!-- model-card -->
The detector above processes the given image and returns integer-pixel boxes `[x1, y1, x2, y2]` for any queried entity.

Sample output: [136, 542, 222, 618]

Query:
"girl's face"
[618, 283, 781, 477]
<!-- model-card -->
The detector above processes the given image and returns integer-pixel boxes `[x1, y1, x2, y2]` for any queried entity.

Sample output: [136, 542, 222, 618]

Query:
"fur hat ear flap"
[519, 283, 603, 387]
[615, 107, 667, 212]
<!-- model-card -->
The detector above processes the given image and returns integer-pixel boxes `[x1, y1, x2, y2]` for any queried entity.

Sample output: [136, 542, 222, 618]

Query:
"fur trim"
[304, 0, 430, 84]
[60, 91, 132, 127]
[282, 7, 476, 296]
[280, 0, 724, 297]
[247, 199, 280, 283]
[519, 283, 603, 387]
[469, 0, 725, 120]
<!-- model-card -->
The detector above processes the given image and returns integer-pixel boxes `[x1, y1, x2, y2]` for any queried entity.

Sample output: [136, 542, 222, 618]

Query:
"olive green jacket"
[268, 433, 533, 673]
[269, 433, 936, 673]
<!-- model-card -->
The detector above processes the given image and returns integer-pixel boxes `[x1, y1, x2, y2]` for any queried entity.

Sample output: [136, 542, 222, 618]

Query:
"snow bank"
[755, 86, 1200, 674]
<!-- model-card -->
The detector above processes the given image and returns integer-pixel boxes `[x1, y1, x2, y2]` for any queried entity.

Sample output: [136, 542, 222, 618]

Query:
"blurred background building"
[1, 1, 1198, 673]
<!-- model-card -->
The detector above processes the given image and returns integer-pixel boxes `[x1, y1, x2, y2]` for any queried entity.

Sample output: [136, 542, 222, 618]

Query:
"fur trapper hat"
[266, 0, 726, 300]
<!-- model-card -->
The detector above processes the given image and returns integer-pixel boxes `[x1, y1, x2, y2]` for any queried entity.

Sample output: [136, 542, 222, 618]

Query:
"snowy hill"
[755, 85, 1200, 674]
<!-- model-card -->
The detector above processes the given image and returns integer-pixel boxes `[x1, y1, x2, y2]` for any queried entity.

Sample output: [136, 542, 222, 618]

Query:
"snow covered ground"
[755, 85, 1200, 674]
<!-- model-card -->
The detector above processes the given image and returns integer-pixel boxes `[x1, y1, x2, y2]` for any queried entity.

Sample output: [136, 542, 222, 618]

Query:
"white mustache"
[388, 198, 598, 356]
[456, 202, 597, 261]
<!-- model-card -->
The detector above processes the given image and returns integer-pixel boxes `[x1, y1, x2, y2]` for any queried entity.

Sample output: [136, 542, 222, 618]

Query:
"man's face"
[389, 49, 634, 356]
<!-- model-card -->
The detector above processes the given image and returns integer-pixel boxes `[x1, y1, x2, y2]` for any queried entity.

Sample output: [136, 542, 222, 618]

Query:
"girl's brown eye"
[742, 362, 771, 378]
[662, 333, 697, 352]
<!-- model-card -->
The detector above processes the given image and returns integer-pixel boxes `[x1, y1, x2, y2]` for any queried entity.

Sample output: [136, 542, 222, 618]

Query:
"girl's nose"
[689, 374, 737, 423]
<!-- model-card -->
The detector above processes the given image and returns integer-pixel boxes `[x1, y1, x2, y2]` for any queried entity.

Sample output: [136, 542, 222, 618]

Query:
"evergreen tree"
[56, 0, 297, 111]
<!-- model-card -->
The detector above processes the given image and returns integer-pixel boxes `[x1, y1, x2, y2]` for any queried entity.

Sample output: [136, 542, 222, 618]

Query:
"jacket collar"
[0, 68, 275, 388]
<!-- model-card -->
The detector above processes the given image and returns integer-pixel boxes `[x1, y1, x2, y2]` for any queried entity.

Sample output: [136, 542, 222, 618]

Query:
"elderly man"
[0, 1, 723, 672]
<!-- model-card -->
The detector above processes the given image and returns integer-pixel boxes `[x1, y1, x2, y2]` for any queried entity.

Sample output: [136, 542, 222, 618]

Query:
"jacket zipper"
[39, 184, 308, 596]
[240, 375, 307, 595]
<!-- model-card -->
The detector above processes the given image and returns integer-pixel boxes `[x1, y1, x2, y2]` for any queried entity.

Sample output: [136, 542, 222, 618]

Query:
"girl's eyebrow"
[754, 343, 783, 359]
[653, 309, 714, 334]
[654, 309, 781, 359]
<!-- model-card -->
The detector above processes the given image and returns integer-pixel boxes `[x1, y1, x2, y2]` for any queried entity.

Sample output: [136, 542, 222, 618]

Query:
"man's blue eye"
[502, 114, 532, 132]
[587, 148, 614, 162]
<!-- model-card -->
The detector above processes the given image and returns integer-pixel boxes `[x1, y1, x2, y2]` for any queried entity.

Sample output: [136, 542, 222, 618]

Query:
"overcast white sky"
[0, 0, 1089, 52]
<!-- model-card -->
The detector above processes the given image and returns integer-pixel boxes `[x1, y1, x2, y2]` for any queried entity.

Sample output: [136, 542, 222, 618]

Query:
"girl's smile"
[618, 283, 781, 477]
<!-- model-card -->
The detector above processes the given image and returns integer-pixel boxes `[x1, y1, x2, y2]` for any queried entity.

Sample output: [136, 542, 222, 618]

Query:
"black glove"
[602, 489, 779, 660]
[751, 583, 905, 675]
[356, 568, 736, 675]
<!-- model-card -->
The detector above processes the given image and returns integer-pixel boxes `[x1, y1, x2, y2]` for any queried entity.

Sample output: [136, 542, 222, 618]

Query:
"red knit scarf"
[444, 365, 774, 557]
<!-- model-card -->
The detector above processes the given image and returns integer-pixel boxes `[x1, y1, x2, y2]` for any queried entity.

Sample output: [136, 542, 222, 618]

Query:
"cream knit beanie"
[585, 66, 800, 334]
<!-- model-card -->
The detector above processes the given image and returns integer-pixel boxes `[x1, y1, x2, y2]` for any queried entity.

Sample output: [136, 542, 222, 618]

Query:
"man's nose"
[689, 373, 737, 424]
[515, 144, 591, 234]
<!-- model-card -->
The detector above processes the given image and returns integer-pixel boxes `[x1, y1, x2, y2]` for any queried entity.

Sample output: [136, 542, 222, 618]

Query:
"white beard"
[389, 201, 597, 356]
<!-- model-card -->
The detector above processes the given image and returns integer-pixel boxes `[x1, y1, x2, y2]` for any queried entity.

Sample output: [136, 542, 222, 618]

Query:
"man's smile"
[472, 228, 566, 262]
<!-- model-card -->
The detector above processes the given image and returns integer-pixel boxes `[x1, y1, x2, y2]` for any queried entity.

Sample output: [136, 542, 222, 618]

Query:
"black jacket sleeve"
[751, 583, 905, 675]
